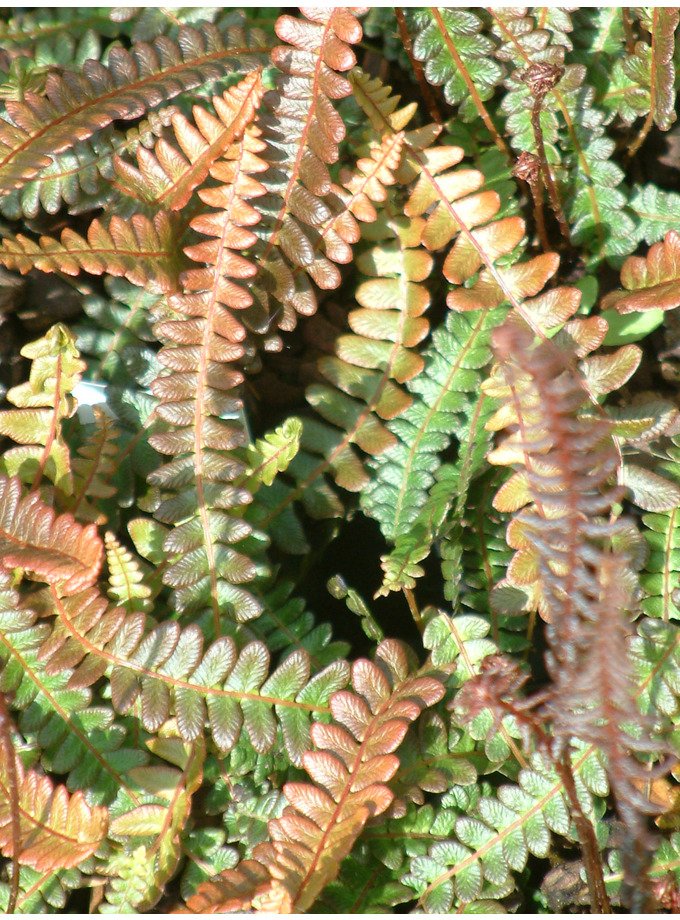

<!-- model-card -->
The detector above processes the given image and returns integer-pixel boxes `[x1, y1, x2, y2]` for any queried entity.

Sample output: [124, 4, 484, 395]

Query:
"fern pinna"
[0, 6, 679, 915]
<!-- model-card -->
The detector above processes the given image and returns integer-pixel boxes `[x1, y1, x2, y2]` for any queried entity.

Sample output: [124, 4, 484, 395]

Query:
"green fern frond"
[105, 531, 154, 616]
[0, 324, 85, 493]
[0, 9, 122, 54]
[0, 864, 85, 913]
[222, 578, 351, 673]
[402, 744, 609, 912]
[364, 305, 504, 550]
[65, 407, 119, 523]
[314, 842, 412, 912]
[406, 8, 506, 146]
[629, 184, 680, 246]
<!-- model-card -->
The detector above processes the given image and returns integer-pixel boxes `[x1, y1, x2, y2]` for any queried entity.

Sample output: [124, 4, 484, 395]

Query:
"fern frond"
[632, 618, 680, 721]
[147, 73, 268, 632]
[230, 579, 351, 673]
[548, 556, 662, 871]
[40, 585, 349, 766]
[0, 8, 122, 54]
[0, 863, 85, 913]
[634, 436, 680, 622]
[0, 210, 181, 293]
[394, 709, 479, 806]
[625, 9, 679, 139]
[0, 105, 178, 219]
[629, 184, 680, 246]
[0, 323, 85, 493]
[602, 230, 680, 313]
[0, 105, 180, 220]
[248, 134, 414, 546]
[406, 9, 506, 140]
[77, 275, 158, 364]
[0, 23, 265, 196]
[105, 531, 154, 616]
[63, 407, 119, 523]
[251, 7, 366, 325]
[183, 640, 443, 913]
[104, 736, 206, 912]
[0, 475, 103, 594]
[0, 741, 108, 870]
[402, 743, 608, 911]
[307, 195, 430, 473]
[483, 320, 633, 639]
[364, 306, 504, 549]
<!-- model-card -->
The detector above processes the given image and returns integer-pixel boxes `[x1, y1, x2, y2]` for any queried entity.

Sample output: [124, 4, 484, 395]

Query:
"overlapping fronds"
[0, 571, 147, 806]
[0, 475, 103, 594]
[104, 735, 206, 912]
[64, 408, 119, 523]
[181, 640, 443, 912]
[114, 73, 265, 211]
[307, 200, 429, 480]
[229, 579, 351, 673]
[483, 314, 638, 633]
[489, 8, 635, 263]
[0, 323, 85, 493]
[0, 6, 679, 914]
[76, 276, 160, 384]
[40, 585, 350, 765]
[547, 557, 662, 870]
[484, 317, 667, 891]
[250, 132, 419, 548]
[0, 23, 267, 196]
[0, 106, 177, 220]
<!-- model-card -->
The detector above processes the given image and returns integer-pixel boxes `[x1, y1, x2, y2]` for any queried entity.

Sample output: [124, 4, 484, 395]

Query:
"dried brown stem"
[519, 63, 572, 248]
[626, 110, 653, 161]
[0, 692, 20, 914]
[556, 753, 612, 914]
[512, 151, 551, 252]
[622, 8, 636, 55]
[530, 100, 572, 247]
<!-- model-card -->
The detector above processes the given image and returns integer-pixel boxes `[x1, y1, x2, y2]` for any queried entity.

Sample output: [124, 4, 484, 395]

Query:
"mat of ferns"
[4, 6, 680, 915]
